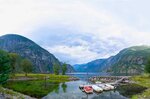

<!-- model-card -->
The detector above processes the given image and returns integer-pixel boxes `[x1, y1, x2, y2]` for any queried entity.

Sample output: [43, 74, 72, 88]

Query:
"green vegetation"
[9, 53, 20, 76]
[53, 63, 60, 75]
[3, 80, 59, 98]
[21, 59, 33, 76]
[111, 46, 150, 75]
[131, 74, 150, 99]
[0, 50, 11, 84]
[2, 73, 70, 98]
[10, 73, 70, 82]
[145, 59, 150, 73]
[117, 83, 147, 98]
[0, 49, 34, 77]
[0, 85, 32, 99]
[62, 63, 67, 75]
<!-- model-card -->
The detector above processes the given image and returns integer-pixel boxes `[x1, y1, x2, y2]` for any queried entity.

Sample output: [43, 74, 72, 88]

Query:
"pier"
[89, 76, 131, 84]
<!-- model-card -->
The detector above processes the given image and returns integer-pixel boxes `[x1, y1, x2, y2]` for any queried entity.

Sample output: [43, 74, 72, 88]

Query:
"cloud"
[45, 45, 100, 64]
[0, 0, 150, 64]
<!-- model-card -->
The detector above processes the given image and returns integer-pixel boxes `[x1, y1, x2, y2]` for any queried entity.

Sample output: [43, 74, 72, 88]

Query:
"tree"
[145, 59, 150, 73]
[21, 58, 33, 76]
[0, 50, 11, 84]
[62, 63, 67, 75]
[9, 53, 20, 76]
[53, 63, 60, 75]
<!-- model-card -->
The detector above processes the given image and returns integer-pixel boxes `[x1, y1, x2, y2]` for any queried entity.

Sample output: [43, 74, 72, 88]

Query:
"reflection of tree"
[61, 83, 67, 93]
[55, 84, 60, 94]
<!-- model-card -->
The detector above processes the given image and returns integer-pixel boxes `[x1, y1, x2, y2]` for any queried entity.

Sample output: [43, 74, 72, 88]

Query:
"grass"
[10, 73, 70, 82]
[117, 83, 147, 98]
[2, 80, 60, 98]
[0, 85, 26, 99]
[1, 73, 71, 98]
[131, 74, 150, 99]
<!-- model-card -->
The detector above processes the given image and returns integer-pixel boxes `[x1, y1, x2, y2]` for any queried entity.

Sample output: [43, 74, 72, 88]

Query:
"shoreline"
[0, 86, 36, 99]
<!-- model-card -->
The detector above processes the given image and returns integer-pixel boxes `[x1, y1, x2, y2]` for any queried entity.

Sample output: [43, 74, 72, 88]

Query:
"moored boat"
[98, 84, 111, 91]
[79, 85, 85, 91]
[95, 81, 102, 84]
[83, 86, 93, 94]
[105, 84, 115, 90]
[92, 85, 103, 93]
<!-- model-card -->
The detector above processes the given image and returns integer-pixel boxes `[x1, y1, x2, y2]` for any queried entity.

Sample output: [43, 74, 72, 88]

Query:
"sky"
[0, 0, 150, 65]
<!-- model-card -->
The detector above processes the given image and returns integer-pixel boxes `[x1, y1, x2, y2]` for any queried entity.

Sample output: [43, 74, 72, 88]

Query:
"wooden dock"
[89, 76, 131, 84]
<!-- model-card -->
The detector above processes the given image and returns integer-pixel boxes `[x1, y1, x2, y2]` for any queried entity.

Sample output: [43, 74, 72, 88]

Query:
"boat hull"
[92, 85, 103, 93]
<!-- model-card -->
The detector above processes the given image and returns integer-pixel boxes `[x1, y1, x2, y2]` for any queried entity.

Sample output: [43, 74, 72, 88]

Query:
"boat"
[83, 86, 93, 94]
[98, 84, 111, 91]
[79, 85, 84, 89]
[92, 85, 103, 93]
[79, 84, 92, 89]
[95, 81, 102, 84]
[105, 84, 115, 90]
[79, 85, 85, 91]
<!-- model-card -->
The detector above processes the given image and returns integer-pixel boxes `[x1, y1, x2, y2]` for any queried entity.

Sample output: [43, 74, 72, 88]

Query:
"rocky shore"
[0, 87, 36, 99]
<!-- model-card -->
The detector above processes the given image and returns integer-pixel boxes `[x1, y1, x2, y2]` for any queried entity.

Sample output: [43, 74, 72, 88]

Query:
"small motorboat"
[84, 86, 93, 94]
[98, 84, 111, 91]
[92, 85, 103, 93]
[105, 84, 115, 90]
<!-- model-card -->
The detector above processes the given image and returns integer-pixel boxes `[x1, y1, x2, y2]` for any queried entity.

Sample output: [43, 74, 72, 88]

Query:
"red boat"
[83, 86, 93, 94]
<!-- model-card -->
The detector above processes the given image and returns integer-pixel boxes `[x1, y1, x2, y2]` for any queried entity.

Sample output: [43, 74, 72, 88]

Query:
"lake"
[42, 73, 129, 99]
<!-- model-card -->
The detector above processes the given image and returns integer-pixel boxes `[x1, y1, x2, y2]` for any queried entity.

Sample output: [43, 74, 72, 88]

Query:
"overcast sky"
[0, 0, 150, 65]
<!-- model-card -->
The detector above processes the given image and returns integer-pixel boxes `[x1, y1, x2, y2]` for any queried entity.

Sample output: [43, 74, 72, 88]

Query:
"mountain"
[74, 46, 150, 74]
[0, 34, 75, 73]
[73, 59, 107, 72]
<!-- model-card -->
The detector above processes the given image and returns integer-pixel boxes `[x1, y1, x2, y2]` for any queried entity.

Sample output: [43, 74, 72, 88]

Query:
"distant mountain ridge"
[0, 34, 75, 73]
[73, 46, 150, 74]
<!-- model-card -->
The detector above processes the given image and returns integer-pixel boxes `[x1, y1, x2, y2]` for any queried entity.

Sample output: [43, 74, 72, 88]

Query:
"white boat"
[92, 85, 103, 93]
[95, 81, 102, 84]
[105, 84, 115, 90]
[98, 84, 111, 91]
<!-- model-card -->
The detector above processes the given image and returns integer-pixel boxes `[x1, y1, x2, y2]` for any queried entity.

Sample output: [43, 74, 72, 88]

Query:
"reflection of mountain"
[74, 46, 150, 74]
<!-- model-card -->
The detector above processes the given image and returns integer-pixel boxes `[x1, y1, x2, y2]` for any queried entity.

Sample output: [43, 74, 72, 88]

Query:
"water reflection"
[42, 80, 128, 99]
[61, 83, 67, 93]
[42, 73, 142, 99]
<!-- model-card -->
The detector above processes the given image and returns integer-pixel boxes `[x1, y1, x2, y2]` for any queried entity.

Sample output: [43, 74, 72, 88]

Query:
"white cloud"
[45, 45, 100, 64]
[0, 0, 150, 64]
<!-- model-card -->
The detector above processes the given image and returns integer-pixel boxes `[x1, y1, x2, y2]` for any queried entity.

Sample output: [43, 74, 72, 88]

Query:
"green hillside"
[74, 46, 150, 75]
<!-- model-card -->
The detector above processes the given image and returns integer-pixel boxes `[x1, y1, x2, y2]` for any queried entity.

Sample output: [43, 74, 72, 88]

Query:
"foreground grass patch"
[117, 83, 147, 98]
[2, 74, 71, 98]
[131, 74, 150, 99]
[3, 80, 60, 98]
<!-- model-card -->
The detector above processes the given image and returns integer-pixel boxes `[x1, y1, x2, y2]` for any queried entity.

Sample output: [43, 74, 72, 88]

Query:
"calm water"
[42, 73, 128, 99]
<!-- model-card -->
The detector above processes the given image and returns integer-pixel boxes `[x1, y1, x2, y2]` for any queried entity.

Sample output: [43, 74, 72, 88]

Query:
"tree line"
[0, 49, 68, 84]
[0, 49, 33, 83]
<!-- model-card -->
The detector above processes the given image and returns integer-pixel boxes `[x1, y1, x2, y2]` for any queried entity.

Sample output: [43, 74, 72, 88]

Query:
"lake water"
[43, 73, 128, 99]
